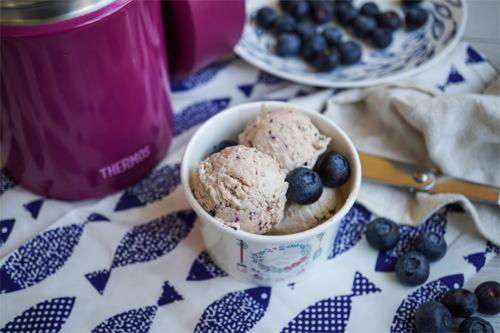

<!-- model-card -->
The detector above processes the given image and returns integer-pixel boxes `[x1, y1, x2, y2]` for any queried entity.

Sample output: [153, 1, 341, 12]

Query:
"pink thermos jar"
[0, 0, 245, 200]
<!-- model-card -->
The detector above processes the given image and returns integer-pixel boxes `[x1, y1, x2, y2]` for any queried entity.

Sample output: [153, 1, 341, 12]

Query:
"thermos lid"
[164, 0, 245, 79]
[0, 0, 115, 25]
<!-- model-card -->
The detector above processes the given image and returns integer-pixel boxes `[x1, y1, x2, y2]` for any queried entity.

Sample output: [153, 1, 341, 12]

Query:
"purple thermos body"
[0, 0, 174, 200]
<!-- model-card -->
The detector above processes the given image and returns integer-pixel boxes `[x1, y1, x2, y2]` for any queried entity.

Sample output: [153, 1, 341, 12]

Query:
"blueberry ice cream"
[191, 145, 288, 234]
[238, 108, 330, 172]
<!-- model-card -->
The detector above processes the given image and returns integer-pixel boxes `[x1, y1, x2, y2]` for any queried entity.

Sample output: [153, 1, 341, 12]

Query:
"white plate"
[235, 0, 467, 87]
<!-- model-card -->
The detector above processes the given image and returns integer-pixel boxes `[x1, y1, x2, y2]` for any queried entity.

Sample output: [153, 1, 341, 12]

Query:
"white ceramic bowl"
[181, 101, 361, 286]
[235, 0, 467, 88]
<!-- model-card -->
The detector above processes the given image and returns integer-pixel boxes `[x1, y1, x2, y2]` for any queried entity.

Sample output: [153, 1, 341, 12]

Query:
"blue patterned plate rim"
[235, 0, 467, 88]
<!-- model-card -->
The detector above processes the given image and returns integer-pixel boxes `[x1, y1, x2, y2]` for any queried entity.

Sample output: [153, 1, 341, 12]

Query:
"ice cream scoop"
[238, 108, 330, 172]
[268, 188, 343, 235]
[191, 145, 288, 234]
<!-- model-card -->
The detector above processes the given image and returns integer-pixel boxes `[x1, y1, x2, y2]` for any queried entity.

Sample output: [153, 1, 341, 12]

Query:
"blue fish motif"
[281, 272, 381, 333]
[171, 59, 232, 92]
[391, 274, 464, 333]
[187, 250, 228, 281]
[464, 252, 487, 272]
[195, 287, 271, 333]
[238, 84, 254, 98]
[115, 164, 180, 211]
[92, 281, 182, 333]
[375, 208, 448, 272]
[328, 203, 372, 259]
[174, 98, 231, 136]
[465, 46, 485, 64]
[0, 168, 16, 196]
[86, 210, 196, 295]
[0, 213, 109, 293]
[0, 297, 75, 333]
[0, 219, 15, 248]
[24, 199, 44, 219]
[238, 71, 283, 97]
[257, 70, 283, 85]
[464, 241, 500, 272]
[438, 65, 465, 91]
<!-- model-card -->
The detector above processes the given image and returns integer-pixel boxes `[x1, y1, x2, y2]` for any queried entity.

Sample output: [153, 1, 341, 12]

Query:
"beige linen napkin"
[319, 78, 500, 245]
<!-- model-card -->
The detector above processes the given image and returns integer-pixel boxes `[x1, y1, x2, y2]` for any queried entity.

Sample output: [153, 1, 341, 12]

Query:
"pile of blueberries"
[364, 218, 499, 333]
[414, 281, 499, 332]
[365, 217, 446, 286]
[255, 0, 429, 71]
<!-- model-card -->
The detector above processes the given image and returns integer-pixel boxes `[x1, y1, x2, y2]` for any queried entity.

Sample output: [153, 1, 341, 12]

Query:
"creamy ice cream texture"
[191, 145, 288, 234]
[238, 108, 331, 172]
[268, 188, 343, 235]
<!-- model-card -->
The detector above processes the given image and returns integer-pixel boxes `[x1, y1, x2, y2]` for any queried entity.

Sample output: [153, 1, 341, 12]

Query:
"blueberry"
[475, 281, 500, 315]
[405, 6, 429, 30]
[273, 15, 297, 34]
[370, 28, 393, 48]
[336, 4, 359, 26]
[338, 41, 362, 65]
[377, 10, 402, 31]
[352, 15, 377, 38]
[415, 301, 452, 333]
[211, 140, 237, 155]
[395, 251, 430, 286]
[296, 22, 316, 41]
[414, 231, 447, 261]
[459, 317, 494, 333]
[442, 289, 479, 318]
[256, 7, 279, 29]
[285, 167, 323, 205]
[365, 218, 400, 250]
[301, 33, 327, 60]
[314, 151, 350, 187]
[360, 2, 380, 17]
[322, 26, 343, 46]
[276, 33, 302, 57]
[402, 0, 423, 6]
[310, 49, 341, 72]
[290, 1, 310, 20]
[311, 1, 335, 24]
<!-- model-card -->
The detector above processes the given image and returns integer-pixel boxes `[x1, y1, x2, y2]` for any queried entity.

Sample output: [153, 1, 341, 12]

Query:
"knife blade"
[359, 152, 500, 205]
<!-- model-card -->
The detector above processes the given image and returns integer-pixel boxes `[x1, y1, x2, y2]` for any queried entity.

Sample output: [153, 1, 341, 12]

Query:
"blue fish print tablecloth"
[0, 42, 498, 333]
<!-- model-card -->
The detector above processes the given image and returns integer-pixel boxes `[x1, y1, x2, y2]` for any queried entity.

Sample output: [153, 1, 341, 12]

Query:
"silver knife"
[359, 152, 500, 205]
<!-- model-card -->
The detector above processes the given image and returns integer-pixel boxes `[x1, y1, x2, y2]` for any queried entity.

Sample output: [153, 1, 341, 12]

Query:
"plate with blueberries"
[234, 0, 467, 87]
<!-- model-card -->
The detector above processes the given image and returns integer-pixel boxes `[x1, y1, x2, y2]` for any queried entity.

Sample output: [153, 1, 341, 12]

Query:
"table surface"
[1, 1, 498, 331]
[462, 1, 499, 329]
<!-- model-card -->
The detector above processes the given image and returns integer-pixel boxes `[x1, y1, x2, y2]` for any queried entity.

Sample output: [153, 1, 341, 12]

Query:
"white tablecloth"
[0, 42, 498, 333]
